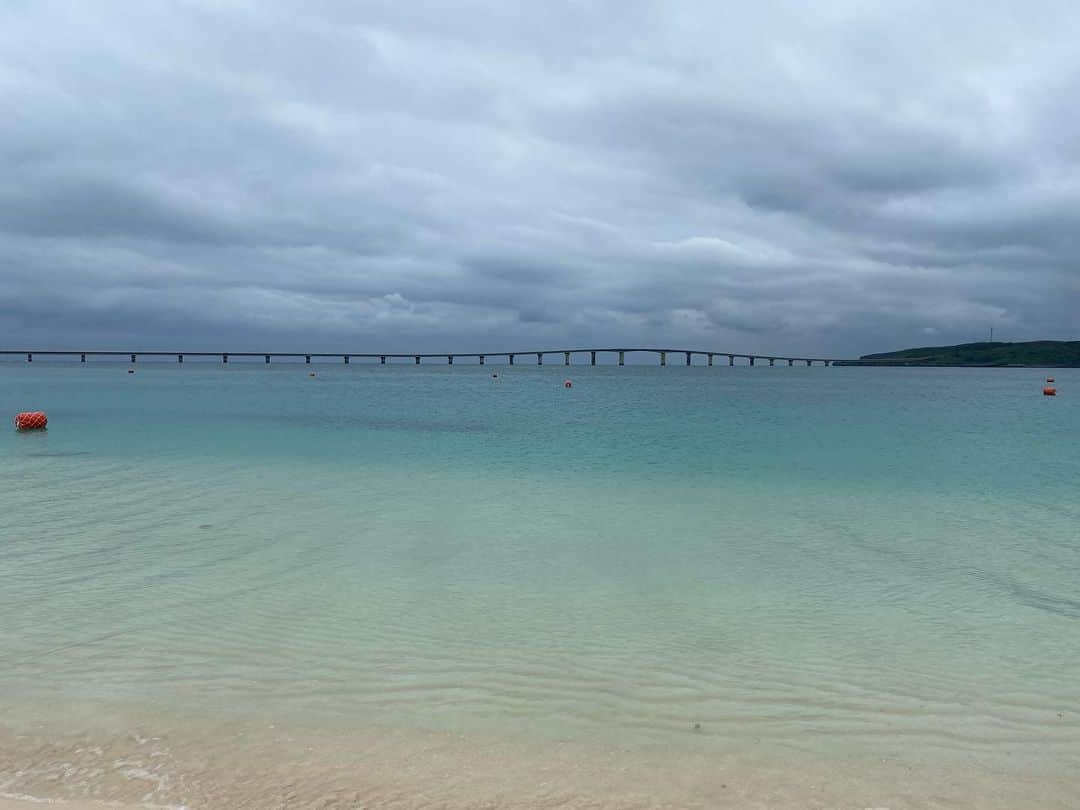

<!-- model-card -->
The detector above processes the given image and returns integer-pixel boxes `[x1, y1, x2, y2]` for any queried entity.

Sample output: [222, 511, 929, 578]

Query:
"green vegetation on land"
[841, 340, 1080, 367]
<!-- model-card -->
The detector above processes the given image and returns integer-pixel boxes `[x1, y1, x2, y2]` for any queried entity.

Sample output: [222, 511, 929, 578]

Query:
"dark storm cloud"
[0, 176, 239, 243]
[2, 0, 1079, 355]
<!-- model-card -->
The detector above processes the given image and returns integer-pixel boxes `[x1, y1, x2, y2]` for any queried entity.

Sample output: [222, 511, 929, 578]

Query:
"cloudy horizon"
[2, 1, 1078, 357]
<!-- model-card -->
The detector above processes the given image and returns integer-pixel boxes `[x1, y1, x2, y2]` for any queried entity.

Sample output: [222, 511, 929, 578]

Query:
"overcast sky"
[2, 1, 1078, 356]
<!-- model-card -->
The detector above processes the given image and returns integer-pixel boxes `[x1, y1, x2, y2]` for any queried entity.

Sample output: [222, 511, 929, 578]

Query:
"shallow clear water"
[1, 361, 1078, 807]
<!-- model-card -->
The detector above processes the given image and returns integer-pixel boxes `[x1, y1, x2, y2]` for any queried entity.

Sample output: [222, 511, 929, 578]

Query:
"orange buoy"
[15, 411, 48, 431]
[563, 379, 573, 388]
[1043, 387, 1057, 396]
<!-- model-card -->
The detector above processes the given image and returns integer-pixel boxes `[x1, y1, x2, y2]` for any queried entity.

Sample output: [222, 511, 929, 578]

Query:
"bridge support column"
[591, 351, 596, 366]
[708, 353, 713, 366]
[660, 351, 666, 366]
[265, 354, 271, 364]
[537, 353, 543, 365]
[686, 352, 692, 366]
[415, 356, 420, 364]
[305, 355, 311, 364]
[448, 355, 453, 365]
[769, 358, 774, 366]
[788, 359, 793, 366]
[178, 354, 183, 363]
[749, 357, 755, 366]
[345, 356, 351, 364]
[223, 354, 228, 363]
[509, 354, 515, 365]
[26, 353, 31, 362]
[564, 351, 570, 366]
[81, 353, 86, 363]
[131, 353, 136, 364]
[479, 355, 485, 365]
[728, 355, 734, 366]
[380, 356, 386, 365]
[806, 359, 812, 366]
[618, 351, 625, 366]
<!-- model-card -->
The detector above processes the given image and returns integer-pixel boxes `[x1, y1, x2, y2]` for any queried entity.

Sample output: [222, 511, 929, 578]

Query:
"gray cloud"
[2, 0, 1079, 356]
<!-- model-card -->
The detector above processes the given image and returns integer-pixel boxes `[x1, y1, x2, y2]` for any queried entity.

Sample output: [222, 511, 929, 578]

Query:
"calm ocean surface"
[1, 361, 1078, 808]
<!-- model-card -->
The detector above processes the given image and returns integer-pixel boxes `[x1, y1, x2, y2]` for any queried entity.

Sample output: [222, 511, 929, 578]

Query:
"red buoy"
[564, 379, 573, 388]
[1044, 387, 1057, 396]
[15, 411, 48, 430]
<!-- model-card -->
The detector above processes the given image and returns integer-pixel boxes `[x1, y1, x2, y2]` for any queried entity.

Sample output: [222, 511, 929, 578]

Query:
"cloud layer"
[2, 0, 1078, 355]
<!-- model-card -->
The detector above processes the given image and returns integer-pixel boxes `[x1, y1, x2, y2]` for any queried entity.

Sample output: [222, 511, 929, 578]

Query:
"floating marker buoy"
[1044, 387, 1057, 396]
[491, 373, 499, 378]
[1046, 377, 1055, 383]
[15, 411, 48, 431]
[563, 379, 572, 388]
[127, 368, 135, 374]
[309, 371, 316, 377]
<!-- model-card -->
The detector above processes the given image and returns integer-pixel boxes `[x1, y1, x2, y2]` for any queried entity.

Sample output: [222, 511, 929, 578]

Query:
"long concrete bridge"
[2, 349, 838, 366]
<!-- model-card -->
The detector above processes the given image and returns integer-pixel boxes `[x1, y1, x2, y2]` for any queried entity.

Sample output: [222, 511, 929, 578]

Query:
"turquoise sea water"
[1, 361, 1078, 807]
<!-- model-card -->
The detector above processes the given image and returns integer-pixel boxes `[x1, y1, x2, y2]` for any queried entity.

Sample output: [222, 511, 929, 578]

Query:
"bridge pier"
[749, 357, 755, 366]
[81, 353, 86, 363]
[178, 354, 183, 363]
[509, 354, 515, 365]
[728, 355, 734, 366]
[479, 355, 485, 365]
[223, 353, 228, 363]
[415, 355, 420, 364]
[26, 352, 31, 362]
[686, 351, 692, 366]
[380, 356, 386, 365]
[618, 351, 625, 366]
[788, 359, 793, 366]
[769, 358, 775, 366]
[264, 354, 270, 364]
[448, 355, 454, 365]
[806, 359, 812, 366]
[131, 353, 136, 364]
[591, 351, 596, 366]
[564, 351, 570, 365]
[305, 355, 311, 364]
[660, 351, 666, 366]
[345, 355, 351, 364]
[708, 353, 713, 366]
[537, 353, 543, 365]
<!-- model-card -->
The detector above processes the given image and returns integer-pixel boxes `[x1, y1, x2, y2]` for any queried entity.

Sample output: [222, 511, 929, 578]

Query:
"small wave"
[1005, 580, 1080, 620]
[23, 451, 93, 458]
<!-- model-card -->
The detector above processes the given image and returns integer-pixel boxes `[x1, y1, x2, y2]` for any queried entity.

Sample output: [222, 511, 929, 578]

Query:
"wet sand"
[0, 802, 117, 809]
[2, 710, 1077, 810]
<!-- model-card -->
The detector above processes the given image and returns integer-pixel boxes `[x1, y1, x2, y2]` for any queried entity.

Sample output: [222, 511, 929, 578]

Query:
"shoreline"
[2, 709, 1077, 810]
[0, 801, 152, 810]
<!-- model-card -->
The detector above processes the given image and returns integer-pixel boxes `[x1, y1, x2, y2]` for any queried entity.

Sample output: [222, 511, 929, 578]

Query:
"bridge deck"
[1, 349, 838, 365]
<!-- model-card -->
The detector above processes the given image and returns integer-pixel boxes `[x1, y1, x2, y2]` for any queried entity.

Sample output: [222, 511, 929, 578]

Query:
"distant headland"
[835, 340, 1080, 367]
